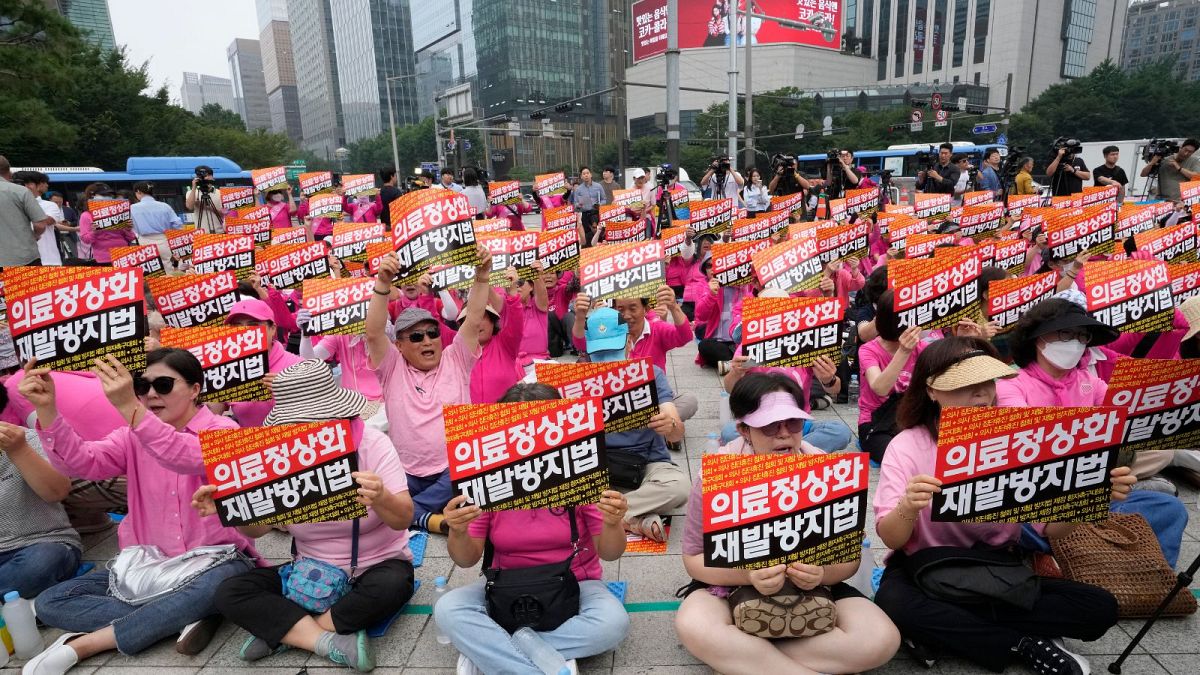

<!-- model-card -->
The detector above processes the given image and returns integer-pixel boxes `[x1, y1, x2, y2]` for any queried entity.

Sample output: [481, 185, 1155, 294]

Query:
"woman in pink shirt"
[873, 336, 1134, 674]
[196, 359, 415, 671]
[468, 277, 525, 403]
[224, 298, 304, 427]
[857, 290, 927, 461]
[486, 201, 533, 231]
[348, 194, 381, 223]
[78, 182, 136, 263]
[21, 350, 259, 670]
[675, 373, 899, 674]
[436, 382, 631, 674]
[515, 263, 552, 366]
[266, 187, 297, 229]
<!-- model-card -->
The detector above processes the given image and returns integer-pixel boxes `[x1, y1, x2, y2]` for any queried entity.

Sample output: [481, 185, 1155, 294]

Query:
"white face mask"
[1041, 339, 1087, 370]
[269, 194, 284, 203]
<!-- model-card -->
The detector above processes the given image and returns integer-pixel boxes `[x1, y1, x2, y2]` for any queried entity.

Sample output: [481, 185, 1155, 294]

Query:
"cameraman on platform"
[1140, 138, 1200, 201]
[701, 156, 744, 202]
[1045, 139, 1090, 196]
[916, 142, 959, 194]
[1092, 146, 1129, 203]
[184, 165, 224, 233]
[824, 149, 861, 198]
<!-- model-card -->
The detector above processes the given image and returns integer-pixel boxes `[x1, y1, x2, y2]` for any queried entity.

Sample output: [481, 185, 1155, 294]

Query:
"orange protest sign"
[579, 241, 665, 302]
[1045, 203, 1116, 259]
[1115, 204, 1157, 241]
[477, 231, 540, 284]
[903, 233, 958, 260]
[219, 186, 256, 211]
[988, 272, 1058, 332]
[612, 188, 643, 209]
[660, 226, 689, 258]
[844, 187, 879, 218]
[542, 205, 577, 231]
[387, 189, 477, 287]
[752, 238, 823, 294]
[1082, 260, 1173, 333]
[537, 227, 580, 274]
[957, 203, 1005, 242]
[1104, 358, 1200, 453]
[603, 219, 649, 243]
[914, 192, 952, 222]
[111, 244, 166, 278]
[1006, 194, 1042, 219]
[330, 221, 385, 264]
[487, 180, 522, 207]
[224, 205, 272, 245]
[149, 271, 238, 329]
[740, 296, 844, 368]
[534, 172, 567, 197]
[256, 242, 331, 290]
[307, 193, 344, 222]
[712, 240, 772, 286]
[251, 166, 288, 193]
[87, 199, 131, 231]
[1134, 221, 1197, 263]
[340, 173, 377, 197]
[166, 227, 197, 262]
[190, 233, 255, 279]
[1170, 262, 1200, 304]
[688, 198, 736, 239]
[160, 326, 271, 403]
[536, 358, 659, 434]
[301, 278, 374, 336]
[888, 248, 983, 329]
[961, 191, 995, 207]
[270, 227, 307, 245]
[298, 171, 334, 198]
[815, 221, 870, 265]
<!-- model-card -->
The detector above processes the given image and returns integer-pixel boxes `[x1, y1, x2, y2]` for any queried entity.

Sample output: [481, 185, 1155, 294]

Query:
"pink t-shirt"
[373, 330, 479, 476]
[78, 210, 136, 263]
[518, 297, 550, 364]
[470, 295, 525, 403]
[874, 426, 1025, 558]
[230, 342, 304, 428]
[857, 338, 928, 425]
[547, 272, 577, 321]
[268, 201, 294, 229]
[3, 371, 124, 436]
[315, 334, 382, 400]
[996, 362, 1106, 408]
[468, 506, 604, 581]
[289, 424, 411, 571]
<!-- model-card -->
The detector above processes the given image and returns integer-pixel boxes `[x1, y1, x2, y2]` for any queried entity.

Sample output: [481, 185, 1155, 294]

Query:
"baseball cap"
[225, 298, 274, 324]
[585, 307, 628, 353]
[631, 168, 647, 179]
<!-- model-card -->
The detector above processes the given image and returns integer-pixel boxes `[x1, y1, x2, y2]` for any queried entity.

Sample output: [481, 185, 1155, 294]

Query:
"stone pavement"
[10, 341, 1200, 674]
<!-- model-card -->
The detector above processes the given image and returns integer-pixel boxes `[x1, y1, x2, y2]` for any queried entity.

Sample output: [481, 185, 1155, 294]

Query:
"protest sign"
[220, 186, 256, 211]
[3, 266, 146, 371]
[298, 171, 334, 198]
[445, 397, 607, 511]
[88, 199, 131, 231]
[667, 184, 690, 220]
[270, 227, 307, 245]
[992, 238, 1029, 275]
[160, 325, 270, 402]
[257, 242, 331, 290]
[1180, 180, 1200, 207]
[826, 198, 848, 223]
[251, 166, 288, 193]
[612, 188, 643, 209]
[579, 241, 665, 303]
[473, 218, 510, 235]
[1135, 221, 1197, 263]
[308, 193, 344, 222]
[534, 172, 568, 198]
[886, 215, 930, 251]
[961, 191, 995, 207]
[478, 231, 540, 284]
[330, 221, 385, 265]
[542, 205, 577, 231]
[603, 219, 648, 243]
[844, 188, 879, 218]
[202, 420, 366, 527]
[903, 233, 957, 260]
[740, 296, 844, 368]
[729, 216, 775, 243]
[598, 204, 625, 229]
[1006, 194, 1042, 219]
[301, 278, 373, 337]
[889, 248, 982, 330]
[815, 222, 870, 265]
[788, 219, 821, 241]
[1079, 184, 1119, 208]
[149, 271, 238, 329]
[883, 203, 915, 215]
[1083, 260, 1173, 333]
[769, 191, 805, 219]
[752, 238, 823, 293]
[224, 205, 272, 244]
[1114, 204, 1157, 242]
[914, 193, 952, 222]
[1170, 262, 1200, 304]
[487, 180, 522, 207]
[688, 198, 736, 239]
[166, 227, 196, 262]
[712, 240, 773, 286]
[701, 453, 868, 569]
[988, 272, 1058, 332]
[111, 244, 166, 278]
[1046, 204, 1117, 260]
[340, 174, 377, 197]
[388, 189, 477, 287]
[933, 406, 1124, 524]
[536, 358, 660, 434]
[537, 227, 580, 274]
[1104, 358, 1200, 454]
[957, 203, 1005, 242]
[660, 226, 689, 258]
[426, 263, 479, 291]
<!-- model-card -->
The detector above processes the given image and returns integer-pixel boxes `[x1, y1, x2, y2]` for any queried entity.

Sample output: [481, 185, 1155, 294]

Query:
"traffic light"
[554, 102, 572, 113]
[965, 103, 988, 114]
[529, 111, 546, 120]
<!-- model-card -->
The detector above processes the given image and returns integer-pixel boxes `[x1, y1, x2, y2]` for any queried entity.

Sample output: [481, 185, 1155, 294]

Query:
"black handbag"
[606, 448, 649, 490]
[904, 545, 1042, 611]
[483, 507, 581, 632]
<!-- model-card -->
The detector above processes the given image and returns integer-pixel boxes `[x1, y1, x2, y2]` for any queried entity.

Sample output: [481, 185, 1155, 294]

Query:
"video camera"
[710, 156, 732, 175]
[999, 146, 1027, 179]
[1143, 138, 1180, 163]
[913, 145, 938, 171]
[1052, 137, 1082, 159]
[771, 153, 796, 173]
[194, 166, 215, 194]
[825, 148, 841, 161]
[655, 163, 677, 186]
[404, 176, 428, 192]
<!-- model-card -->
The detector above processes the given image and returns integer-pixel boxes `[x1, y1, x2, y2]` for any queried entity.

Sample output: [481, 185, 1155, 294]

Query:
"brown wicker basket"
[1049, 513, 1196, 619]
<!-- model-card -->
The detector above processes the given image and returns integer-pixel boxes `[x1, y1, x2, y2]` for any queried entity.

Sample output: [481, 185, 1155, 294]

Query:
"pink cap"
[739, 391, 811, 427]
[225, 298, 275, 324]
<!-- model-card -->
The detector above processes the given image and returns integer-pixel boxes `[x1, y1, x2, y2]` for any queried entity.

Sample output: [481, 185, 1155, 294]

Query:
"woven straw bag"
[1049, 513, 1196, 618]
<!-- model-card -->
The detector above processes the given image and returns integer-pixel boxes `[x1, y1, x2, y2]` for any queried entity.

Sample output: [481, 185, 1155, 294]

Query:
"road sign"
[931, 93, 942, 110]
[972, 123, 998, 135]
[997, 133, 1009, 146]
[910, 109, 924, 123]
[910, 122, 924, 132]
[934, 109, 948, 128]
[420, 162, 438, 173]
[463, 139, 472, 151]
[446, 140, 456, 150]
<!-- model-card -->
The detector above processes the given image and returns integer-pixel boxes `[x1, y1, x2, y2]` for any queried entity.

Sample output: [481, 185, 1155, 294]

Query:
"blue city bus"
[794, 142, 1008, 181]
[30, 156, 253, 220]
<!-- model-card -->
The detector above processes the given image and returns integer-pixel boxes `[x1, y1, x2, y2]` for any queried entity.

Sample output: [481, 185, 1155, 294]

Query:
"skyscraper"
[330, 0, 420, 144]
[288, 0, 346, 159]
[1124, 0, 1200, 81]
[43, 0, 115, 50]
[227, 39, 273, 131]
[180, 72, 237, 115]
[256, 0, 304, 143]
[410, 0, 476, 119]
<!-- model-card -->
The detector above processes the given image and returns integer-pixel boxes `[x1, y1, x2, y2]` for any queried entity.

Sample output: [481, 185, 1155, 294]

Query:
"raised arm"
[456, 245, 494, 355]
[0, 423, 71, 503]
[367, 253, 400, 369]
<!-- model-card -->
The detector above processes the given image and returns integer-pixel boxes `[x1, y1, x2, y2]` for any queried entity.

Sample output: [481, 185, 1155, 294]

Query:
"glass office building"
[330, 0, 420, 143]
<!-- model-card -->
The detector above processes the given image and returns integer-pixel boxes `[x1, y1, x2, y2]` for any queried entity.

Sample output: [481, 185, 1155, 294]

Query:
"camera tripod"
[195, 188, 221, 234]
[654, 184, 676, 238]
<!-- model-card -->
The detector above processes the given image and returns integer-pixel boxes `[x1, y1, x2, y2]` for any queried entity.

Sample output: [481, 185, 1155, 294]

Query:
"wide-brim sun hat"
[926, 350, 1016, 392]
[1182, 296, 1200, 342]
[263, 359, 380, 426]
[1029, 300, 1120, 348]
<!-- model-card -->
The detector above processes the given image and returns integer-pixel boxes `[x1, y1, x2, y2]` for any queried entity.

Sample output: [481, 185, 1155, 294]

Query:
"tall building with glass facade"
[227, 38, 273, 131]
[1124, 0, 1200, 81]
[256, 0, 303, 143]
[329, 0, 420, 144]
[287, 0, 346, 159]
[180, 72, 237, 115]
[410, 0, 476, 120]
[42, 0, 115, 50]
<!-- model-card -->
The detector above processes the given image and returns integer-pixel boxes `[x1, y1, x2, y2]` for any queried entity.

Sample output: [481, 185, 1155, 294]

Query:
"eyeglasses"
[404, 326, 442, 343]
[1046, 329, 1093, 345]
[133, 376, 179, 397]
[753, 418, 805, 436]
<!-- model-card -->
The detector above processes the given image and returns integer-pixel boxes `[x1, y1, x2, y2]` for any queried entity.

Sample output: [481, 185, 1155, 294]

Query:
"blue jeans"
[408, 470, 454, 528]
[720, 419, 853, 454]
[34, 557, 252, 654]
[0, 542, 81, 599]
[434, 578, 629, 672]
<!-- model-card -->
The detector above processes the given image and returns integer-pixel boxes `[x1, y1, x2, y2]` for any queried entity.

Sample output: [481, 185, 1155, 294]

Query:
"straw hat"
[1182, 297, 1200, 342]
[926, 350, 1016, 392]
[263, 359, 381, 426]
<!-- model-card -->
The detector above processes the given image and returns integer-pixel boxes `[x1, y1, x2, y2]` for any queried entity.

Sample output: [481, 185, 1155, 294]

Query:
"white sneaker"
[456, 653, 485, 675]
[21, 633, 83, 675]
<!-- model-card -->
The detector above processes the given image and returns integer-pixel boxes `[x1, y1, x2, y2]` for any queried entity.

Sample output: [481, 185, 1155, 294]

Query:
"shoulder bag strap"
[349, 518, 360, 580]
[1131, 332, 1161, 359]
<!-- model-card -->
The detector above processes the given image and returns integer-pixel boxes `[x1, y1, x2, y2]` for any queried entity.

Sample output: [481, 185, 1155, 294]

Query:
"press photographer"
[951, 154, 975, 197]
[823, 148, 861, 199]
[916, 142, 959, 194]
[184, 164, 224, 232]
[1092, 145, 1129, 203]
[1139, 138, 1199, 201]
[1045, 137, 1090, 197]
[767, 153, 813, 198]
[700, 156, 744, 201]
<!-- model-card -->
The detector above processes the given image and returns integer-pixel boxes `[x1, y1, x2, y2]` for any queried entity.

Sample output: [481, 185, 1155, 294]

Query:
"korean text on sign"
[1104, 358, 1200, 454]
[740, 296, 844, 368]
[388, 189, 478, 287]
[536, 358, 661, 434]
[160, 325, 271, 403]
[579, 241, 665, 304]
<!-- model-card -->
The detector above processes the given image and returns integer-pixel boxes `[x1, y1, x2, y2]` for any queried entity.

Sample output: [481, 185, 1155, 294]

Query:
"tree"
[197, 103, 246, 131]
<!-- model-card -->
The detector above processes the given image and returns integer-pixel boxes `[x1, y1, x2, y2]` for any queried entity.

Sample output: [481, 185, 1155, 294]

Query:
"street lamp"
[334, 147, 349, 174]
[386, 73, 420, 177]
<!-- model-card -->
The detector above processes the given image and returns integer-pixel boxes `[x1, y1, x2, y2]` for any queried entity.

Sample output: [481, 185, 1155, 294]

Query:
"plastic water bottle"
[703, 432, 721, 455]
[848, 539, 876, 600]
[2, 591, 42, 659]
[512, 627, 570, 675]
[718, 390, 732, 428]
[433, 577, 451, 645]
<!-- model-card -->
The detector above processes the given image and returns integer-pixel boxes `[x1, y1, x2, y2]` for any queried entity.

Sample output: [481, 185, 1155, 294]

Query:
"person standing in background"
[78, 182, 136, 263]
[599, 167, 619, 205]
[379, 168, 402, 228]
[11, 170, 63, 266]
[130, 181, 182, 269]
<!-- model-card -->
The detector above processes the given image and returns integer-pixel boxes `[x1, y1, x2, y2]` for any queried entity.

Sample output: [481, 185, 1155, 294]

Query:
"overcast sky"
[109, 0, 259, 102]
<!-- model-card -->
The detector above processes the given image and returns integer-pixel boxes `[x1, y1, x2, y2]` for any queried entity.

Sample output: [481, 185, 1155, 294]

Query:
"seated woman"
[435, 382, 631, 674]
[195, 359, 415, 672]
[873, 336, 1136, 674]
[21, 350, 259, 674]
[675, 373, 900, 674]
[858, 290, 927, 462]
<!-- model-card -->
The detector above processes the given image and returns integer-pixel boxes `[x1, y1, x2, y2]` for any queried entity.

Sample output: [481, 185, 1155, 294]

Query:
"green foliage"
[197, 103, 246, 131]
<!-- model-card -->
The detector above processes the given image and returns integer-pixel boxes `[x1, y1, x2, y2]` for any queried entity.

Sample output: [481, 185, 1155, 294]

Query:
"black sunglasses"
[404, 326, 441, 343]
[753, 418, 805, 437]
[133, 375, 179, 397]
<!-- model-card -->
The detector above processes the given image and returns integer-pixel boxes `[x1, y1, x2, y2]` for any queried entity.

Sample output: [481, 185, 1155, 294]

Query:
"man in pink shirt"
[367, 245, 492, 534]
[224, 298, 304, 427]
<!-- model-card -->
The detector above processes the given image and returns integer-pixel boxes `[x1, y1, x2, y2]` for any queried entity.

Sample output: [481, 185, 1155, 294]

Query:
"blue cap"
[4, 590, 18, 602]
[584, 307, 628, 354]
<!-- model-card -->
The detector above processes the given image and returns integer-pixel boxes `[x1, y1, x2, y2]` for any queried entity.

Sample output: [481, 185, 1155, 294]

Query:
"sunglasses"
[753, 418, 805, 436]
[403, 326, 441, 343]
[133, 376, 179, 397]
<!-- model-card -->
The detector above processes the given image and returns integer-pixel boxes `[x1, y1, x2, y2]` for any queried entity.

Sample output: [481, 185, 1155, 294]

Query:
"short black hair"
[863, 265, 889, 306]
[1102, 145, 1119, 155]
[380, 168, 396, 183]
[874, 289, 903, 341]
[976, 265, 1009, 303]
[939, 142, 955, 152]
[441, 168, 456, 177]
[579, 165, 591, 173]
[1185, 139, 1200, 151]
[133, 181, 155, 196]
[499, 382, 561, 403]
[603, 166, 615, 174]
[729, 372, 807, 420]
[12, 170, 48, 186]
[984, 148, 1000, 161]
[951, 153, 968, 163]
[145, 348, 204, 401]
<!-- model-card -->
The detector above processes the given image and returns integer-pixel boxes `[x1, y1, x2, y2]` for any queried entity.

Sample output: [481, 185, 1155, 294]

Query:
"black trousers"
[874, 560, 1117, 672]
[697, 339, 735, 367]
[214, 558, 415, 648]
[547, 312, 569, 357]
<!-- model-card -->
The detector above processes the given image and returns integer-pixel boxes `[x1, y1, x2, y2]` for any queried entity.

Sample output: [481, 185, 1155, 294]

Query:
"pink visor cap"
[738, 391, 812, 427]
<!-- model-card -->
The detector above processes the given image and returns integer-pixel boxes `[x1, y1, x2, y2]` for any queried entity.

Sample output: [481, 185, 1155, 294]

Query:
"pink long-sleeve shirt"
[79, 210, 137, 263]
